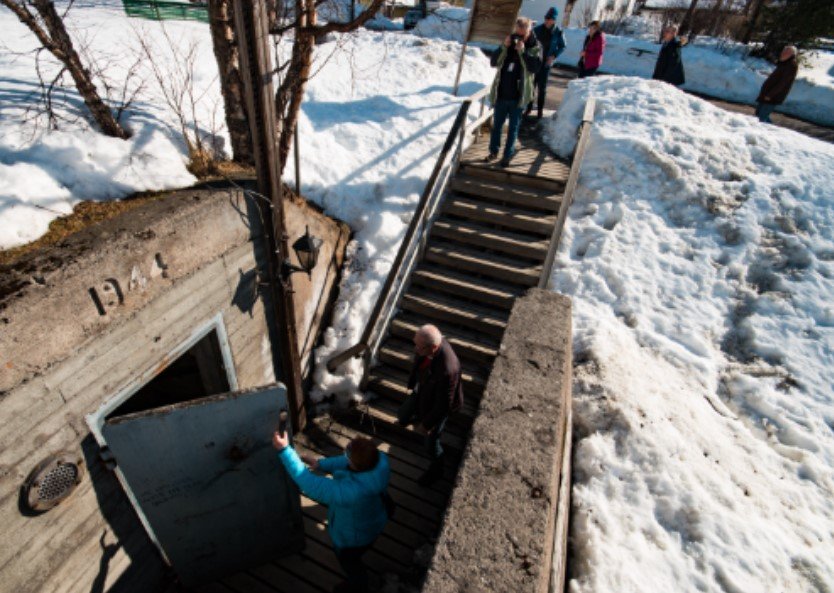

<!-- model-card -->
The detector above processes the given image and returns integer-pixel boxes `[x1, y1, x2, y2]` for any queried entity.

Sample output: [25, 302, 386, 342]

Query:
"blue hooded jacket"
[278, 446, 390, 549]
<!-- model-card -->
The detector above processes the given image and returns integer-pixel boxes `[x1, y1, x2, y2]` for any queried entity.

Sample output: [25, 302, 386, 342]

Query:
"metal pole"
[233, 0, 307, 430]
[453, 0, 477, 96]
[294, 126, 301, 197]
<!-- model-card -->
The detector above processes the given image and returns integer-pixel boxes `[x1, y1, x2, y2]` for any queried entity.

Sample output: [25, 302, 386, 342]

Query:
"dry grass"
[0, 161, 255, 267]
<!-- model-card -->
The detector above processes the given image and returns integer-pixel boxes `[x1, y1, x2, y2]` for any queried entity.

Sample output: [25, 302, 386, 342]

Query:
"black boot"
[418, 456, 444, 487]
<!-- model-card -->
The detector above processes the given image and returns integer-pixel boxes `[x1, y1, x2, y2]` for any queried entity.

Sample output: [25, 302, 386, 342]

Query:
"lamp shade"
[292, 226, 323, 274]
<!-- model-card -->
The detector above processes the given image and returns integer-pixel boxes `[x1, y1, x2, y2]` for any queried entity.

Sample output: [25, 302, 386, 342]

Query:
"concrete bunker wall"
[0, 185, 349, 593]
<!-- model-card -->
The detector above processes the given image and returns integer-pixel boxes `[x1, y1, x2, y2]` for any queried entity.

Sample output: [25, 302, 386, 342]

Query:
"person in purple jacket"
[578, 20, 605, 78]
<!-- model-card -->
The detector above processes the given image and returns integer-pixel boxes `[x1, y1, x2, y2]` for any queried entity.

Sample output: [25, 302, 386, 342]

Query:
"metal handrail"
[327, 89, 492, 373]
[538, 97, 596, 290]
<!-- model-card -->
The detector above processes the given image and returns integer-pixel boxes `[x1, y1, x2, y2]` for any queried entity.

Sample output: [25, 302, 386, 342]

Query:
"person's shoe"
[524, 104, 533, 117]
[483, 152, 498, 163]
[499, 156, 511, 168]
[536, 109, 543, 119]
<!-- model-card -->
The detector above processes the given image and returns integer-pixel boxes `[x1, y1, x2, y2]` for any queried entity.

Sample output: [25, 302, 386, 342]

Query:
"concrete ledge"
[423, 288, 572, 593]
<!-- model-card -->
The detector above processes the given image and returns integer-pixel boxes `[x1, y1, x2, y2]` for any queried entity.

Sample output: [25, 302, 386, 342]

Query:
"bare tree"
[1, 0, 129, 139]
[741, 0, 765, 43]
[562, 0, 580, 28]
[208, 0, 254, 166]
[136, 25, 224, 176]
[679, 0, 700, 36]
[269, 0, 386, 175]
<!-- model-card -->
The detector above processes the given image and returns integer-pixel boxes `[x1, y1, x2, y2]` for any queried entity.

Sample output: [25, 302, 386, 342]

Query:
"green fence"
[122, 0, 209, 23]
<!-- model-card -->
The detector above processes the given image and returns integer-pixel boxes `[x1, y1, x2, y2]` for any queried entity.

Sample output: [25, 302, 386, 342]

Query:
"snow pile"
[556, 29, 834, 126]
[0, 2, 223, 250]
[285, 34, 493, 403]
[413, 7, 469, 42]
[544, 77, 834, 592]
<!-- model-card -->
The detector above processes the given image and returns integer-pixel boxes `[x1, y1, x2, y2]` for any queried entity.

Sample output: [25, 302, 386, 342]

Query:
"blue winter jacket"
[534, 23, 566, 68]
[278, 446, 390, 549]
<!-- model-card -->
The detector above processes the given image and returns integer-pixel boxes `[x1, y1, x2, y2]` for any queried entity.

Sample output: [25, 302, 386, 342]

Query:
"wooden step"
[451, 174, 562, 213]
[367, 364, 486, 401]
[370, 390, 478, 432]
[444, 196, 556, 236]
[389, 314, 499, 365]
[378, 337, 491, 381]
[411, 264, 522, 311]
[459, 160, 568, 193]
[337, 398, 468, 454]
[424, 242, 541, 287]
[400, 288, 509, 337]
[432, 218, 549, 261]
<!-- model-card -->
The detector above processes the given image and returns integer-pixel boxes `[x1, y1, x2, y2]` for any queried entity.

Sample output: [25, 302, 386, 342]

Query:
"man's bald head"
[414, 324, 442, 356]
[781, 45, 797, 61]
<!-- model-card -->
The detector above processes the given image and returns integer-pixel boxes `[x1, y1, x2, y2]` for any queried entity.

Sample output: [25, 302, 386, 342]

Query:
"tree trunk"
[742, 0, 765, 44]
[3, 0, 129, 138]
[709, 0, 725, 37]
[680, 0, 700, 36]
[208, 0, 254, 165]
[562, 0, 579, 28]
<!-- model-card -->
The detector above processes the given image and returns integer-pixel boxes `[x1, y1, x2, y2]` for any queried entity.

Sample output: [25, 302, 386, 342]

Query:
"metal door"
[101, 384, 304, 586]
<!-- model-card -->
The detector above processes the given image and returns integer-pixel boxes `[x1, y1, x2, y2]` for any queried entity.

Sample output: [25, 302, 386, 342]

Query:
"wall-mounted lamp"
[282, 226, 323, 282]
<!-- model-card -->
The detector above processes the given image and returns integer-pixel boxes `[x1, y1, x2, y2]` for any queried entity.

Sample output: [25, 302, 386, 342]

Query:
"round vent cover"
[23, 453, 85, 513]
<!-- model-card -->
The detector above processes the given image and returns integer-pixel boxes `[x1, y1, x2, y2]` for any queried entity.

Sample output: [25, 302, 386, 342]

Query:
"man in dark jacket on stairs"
[397, 324, 464, 486]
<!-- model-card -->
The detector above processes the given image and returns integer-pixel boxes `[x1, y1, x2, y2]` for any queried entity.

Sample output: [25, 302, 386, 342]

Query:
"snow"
[0, 1, 216, 250]
[412, 6, 470, 42]
[0, 2, 490, 254]
[407, 5, 834, 126]
[294, 33, 494, 404]
[554, 29, 834, 126]
[544, 77, 834, 592]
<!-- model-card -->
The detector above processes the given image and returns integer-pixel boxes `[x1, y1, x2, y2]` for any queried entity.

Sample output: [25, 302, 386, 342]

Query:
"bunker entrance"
[86, 318, 305, 586]
[106, 330, 229, 419]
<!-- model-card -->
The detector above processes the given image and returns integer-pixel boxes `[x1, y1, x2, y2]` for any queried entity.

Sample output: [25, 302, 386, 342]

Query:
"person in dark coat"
[525, 6, 566, 119]
[756, 45, 798, 123]
[652, 25, 686, 86]
[396, 324, 464, 486]
[578, 21, 605, 78]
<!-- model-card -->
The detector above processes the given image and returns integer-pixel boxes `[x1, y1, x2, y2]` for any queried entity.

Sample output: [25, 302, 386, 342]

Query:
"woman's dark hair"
[346, 437, 379, 472]
[589, 20, 600, 29]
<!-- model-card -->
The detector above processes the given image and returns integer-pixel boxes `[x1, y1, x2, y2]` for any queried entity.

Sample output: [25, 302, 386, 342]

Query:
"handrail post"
[538, 97, 596, 290]
[327, 96, 474, 373]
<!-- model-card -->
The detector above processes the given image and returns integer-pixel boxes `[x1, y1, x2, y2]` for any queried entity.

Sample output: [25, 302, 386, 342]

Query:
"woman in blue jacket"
[273, 431, 390, 593]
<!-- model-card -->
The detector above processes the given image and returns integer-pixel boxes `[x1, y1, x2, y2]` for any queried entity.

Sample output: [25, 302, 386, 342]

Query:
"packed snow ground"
[0, 2, 491, 253]
[545, 77, 834, 592]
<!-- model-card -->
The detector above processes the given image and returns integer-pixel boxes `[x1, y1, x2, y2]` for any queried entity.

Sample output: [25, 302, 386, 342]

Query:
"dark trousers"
[578, 66, 598, 78]
[528, 67, 550, 113]
[335, 544, 372, 592]
[396, 393, 447, 459]
[755, 102, 776, 123]
[489, 98, 523, 159]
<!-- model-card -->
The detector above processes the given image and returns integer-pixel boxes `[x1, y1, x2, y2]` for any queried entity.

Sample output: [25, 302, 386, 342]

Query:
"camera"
[510, 33, 522, 44]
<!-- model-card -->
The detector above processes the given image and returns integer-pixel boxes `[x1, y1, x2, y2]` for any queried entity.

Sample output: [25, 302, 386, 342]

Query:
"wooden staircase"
[339, 148, 570, 456]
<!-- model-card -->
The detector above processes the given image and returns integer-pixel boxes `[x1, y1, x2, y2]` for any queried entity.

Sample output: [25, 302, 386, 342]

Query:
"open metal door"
[100, 384, 304, 586]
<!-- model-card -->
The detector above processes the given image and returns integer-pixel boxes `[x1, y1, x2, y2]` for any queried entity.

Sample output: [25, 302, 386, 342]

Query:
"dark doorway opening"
[107, 330, 230, 419]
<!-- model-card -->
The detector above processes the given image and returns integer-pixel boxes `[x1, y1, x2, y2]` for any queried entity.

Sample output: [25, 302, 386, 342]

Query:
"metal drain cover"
[24, 453, 85, 512]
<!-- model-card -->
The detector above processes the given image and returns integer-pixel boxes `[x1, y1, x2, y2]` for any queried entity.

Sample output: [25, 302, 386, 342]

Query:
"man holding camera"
[488, 17, 542, 168]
